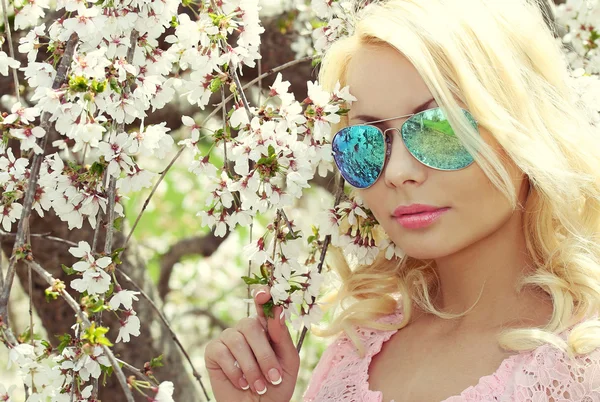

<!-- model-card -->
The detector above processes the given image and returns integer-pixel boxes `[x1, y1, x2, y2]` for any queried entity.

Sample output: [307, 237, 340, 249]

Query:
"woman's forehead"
[346, 45, 431, 105]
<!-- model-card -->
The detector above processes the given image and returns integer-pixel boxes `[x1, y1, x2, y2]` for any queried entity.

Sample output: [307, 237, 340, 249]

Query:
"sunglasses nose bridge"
[381, 126, 428, 187]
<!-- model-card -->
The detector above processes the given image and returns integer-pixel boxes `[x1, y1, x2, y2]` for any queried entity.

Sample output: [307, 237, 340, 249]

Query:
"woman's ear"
[517, 174, 531, 212]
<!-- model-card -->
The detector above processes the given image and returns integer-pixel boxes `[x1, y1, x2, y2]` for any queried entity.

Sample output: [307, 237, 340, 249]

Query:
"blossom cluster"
[192, 73, 356, 237]
[3, 338, 174, 401]
[242, 215, 326, 330]
[555, 0, 600, 125]
[283, 0, 379, 59]
[319, 196, 404, 267]
[0, 0, 270, 398]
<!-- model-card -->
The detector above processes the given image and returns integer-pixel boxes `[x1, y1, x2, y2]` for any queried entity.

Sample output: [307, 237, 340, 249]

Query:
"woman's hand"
[204, 286, 301, 402]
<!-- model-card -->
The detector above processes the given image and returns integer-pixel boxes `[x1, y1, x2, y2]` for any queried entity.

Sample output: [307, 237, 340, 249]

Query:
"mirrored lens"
[332, 125, 385, 188]
[401, 108, 477, 170]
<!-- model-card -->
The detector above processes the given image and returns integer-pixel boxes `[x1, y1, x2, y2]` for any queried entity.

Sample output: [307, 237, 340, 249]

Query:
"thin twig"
[279, 210, 298, 239]
[117, 358, 155, 384]
[296, 179, 346, 353]
[91, 211, 104, 252]
[0, 231, 79, 248]
[92, 29, 138, 399]
[92, 171, 109, 252]
[0, 0, 21, 104]
[115, 269, 210, 400]
[257, 58, 262, 104]
[26, 260, 135, 402]
[220, 85, 228, 171]
[246, 220, 253, 317]
[103, 177, 117, 254]
[0, 238, 4, 290]
[0, 33, 78, 329]
[121, 146, 184, 250]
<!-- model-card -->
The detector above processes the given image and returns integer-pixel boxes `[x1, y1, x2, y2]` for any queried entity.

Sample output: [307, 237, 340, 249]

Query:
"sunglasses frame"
[331, 107, 479, 189]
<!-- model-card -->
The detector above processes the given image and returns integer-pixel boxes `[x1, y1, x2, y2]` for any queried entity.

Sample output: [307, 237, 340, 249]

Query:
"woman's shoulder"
[509, 317, 600, 400]
[302, 305, 404, 402]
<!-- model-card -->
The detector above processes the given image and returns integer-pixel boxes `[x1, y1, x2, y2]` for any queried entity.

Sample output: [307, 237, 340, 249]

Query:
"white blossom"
[0, 51, 20, 76]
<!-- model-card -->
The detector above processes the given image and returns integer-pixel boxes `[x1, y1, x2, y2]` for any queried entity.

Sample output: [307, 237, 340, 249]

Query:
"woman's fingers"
[252, 286, 271, 319]
[204, 339, 250, 392]
[252, 287, 286, 344]
[218, 318, 283, 395]
[205, 290, 301, 401]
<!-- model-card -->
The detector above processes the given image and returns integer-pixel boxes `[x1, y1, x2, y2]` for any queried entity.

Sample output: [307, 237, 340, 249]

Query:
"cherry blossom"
[115, 311, 141, 343]
[0, 51, 20, 76]
[109, 289, 141, 310]
[151, 381, 175, 402]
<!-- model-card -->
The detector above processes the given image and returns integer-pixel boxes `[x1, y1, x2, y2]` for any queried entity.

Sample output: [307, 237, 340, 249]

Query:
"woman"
[204, 0, 600, 400]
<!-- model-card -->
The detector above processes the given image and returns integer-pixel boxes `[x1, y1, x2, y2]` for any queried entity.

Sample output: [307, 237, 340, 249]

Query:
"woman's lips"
[394, 207, 450, 229]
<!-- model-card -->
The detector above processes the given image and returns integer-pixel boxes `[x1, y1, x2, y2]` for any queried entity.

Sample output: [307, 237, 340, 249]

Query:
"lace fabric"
[302, 307, 600, 402]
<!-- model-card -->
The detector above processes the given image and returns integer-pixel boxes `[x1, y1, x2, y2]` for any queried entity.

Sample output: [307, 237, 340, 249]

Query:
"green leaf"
[209, 77, 223, 93]
[262, 299, 274, 319]
[45, 288, 60, 302]
[149, 354, 164, 368]
[241, 274, 266, 285]
[18, 326, 33, 343]
[56, 334, 72, 353]
[62, 264, 76, 275]
[109, 77, 121, 94]
[113, 216, 124, 232]
[89, 161, 105, 177]
[68, 75, 89, 92]
[90, 79, 107, 94]
[82, 322, 113, 347]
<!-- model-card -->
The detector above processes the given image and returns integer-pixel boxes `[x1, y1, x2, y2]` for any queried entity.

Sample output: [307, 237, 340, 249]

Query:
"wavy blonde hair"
[312, 0, 600, 359]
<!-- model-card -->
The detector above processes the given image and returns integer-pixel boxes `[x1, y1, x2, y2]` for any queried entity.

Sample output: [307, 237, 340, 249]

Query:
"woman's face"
[345, 44, 529, 260]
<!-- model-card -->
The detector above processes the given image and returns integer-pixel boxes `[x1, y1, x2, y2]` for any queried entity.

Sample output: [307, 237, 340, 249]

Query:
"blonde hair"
[313, 0, 600, 359]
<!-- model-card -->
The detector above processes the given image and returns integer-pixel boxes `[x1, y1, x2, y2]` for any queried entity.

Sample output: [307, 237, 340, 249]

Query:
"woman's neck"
[428, 209, 553, 332]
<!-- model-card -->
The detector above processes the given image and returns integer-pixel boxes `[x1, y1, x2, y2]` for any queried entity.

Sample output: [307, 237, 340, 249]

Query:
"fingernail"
[254, 290, 266, 299]
[254, 379, 267, 395]
[280, 309, 285, 324]
[268, 368, 282, 385]
[239, 377, 249, 390]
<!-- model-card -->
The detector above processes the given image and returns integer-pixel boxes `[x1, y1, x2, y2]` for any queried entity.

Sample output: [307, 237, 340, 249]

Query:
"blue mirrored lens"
[401, 108, 477, 170]
[332, 125, 385, 188]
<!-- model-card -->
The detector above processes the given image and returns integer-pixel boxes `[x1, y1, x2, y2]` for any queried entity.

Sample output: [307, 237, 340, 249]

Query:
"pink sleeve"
[302, 335, 344, 402]
[512, 343, 600, 400]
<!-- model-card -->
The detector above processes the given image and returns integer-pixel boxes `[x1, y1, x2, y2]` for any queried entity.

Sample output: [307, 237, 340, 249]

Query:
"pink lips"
[393, 204, 450, 229]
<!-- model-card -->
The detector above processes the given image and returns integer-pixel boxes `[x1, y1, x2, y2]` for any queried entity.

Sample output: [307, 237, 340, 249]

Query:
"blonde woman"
[204, 0, 600, 400]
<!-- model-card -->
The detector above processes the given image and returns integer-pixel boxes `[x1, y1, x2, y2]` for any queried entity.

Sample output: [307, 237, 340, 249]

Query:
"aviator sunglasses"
[331, 107, 480, 189]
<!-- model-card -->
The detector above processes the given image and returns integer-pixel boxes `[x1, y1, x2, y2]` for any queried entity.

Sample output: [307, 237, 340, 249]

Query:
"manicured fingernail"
[268, 368, 282, 385]
[254, 379, 267, 395]
[280, 309, 285, 323]
[239, 377, 249, 390]
[254, 290, 266, 299]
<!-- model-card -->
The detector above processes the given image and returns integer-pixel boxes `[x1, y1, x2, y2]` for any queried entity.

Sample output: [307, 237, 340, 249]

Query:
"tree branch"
[158, 233, 229, 300]
[25, 259, 135, 402]
[0, 0, 21, 104]
[0, 33, 78, 329]
[115, 268, 211, 400]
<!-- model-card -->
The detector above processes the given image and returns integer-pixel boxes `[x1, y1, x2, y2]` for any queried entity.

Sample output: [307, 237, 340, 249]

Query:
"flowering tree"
[0, 0, 598, 401]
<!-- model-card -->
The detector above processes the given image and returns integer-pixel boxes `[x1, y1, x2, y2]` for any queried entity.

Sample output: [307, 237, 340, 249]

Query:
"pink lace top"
[303, 306, 600, 401]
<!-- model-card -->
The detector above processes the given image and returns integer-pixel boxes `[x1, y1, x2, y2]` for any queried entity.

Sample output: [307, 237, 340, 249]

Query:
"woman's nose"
[382, 129, 428, 188]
